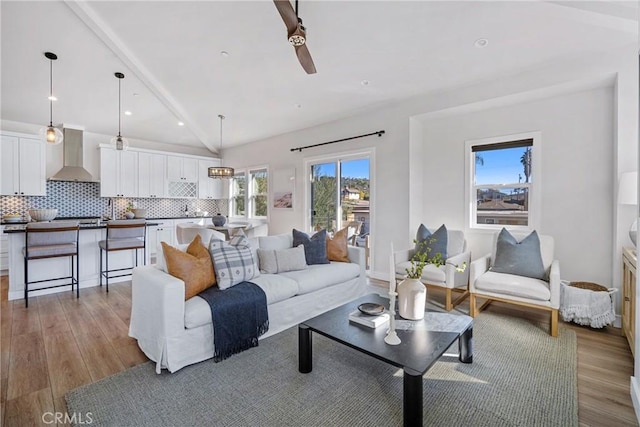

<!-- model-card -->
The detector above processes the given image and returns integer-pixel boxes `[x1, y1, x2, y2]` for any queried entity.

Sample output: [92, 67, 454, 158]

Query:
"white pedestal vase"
[397, 278, 426, 320]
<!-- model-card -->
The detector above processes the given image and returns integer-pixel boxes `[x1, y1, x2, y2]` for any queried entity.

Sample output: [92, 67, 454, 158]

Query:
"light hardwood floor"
[1, 276, 638, 426]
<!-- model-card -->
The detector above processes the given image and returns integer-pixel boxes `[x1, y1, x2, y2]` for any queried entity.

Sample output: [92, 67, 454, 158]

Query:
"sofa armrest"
[549, 259, 561, 308]
[347, 245, 366, 278]
[129, 265, 186, 371]
[445, 251, 471, 288]
[469, 253, 491, 293]
[393, 248, 416, 264]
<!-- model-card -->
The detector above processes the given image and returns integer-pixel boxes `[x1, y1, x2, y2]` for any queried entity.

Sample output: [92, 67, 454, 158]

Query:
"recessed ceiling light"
[220, 51, 230, 58]
[295, 104, 302, 109]
[124, 110, 132, 116]
[48, 95, 57, 101]
[133, 93, 140, 97]
[178, 121, 184, 126]
[360, 80, 370, 86]
[474, 38, 489, 48]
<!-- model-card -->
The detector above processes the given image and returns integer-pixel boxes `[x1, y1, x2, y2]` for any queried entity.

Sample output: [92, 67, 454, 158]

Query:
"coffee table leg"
[298, 325, 312, 373]
[459, 324, 473, 364]
[403, 368, 422, 427]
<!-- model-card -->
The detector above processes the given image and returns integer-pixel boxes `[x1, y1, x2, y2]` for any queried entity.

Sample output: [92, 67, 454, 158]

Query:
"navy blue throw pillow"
[491, 228, 546, 280]
[413, 224, 448, 262]
[292, 229, 330, 265]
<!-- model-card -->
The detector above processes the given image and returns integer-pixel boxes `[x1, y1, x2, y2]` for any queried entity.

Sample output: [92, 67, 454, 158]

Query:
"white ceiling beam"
[545, 1, 638, 34]
[64, 0, 217, 153]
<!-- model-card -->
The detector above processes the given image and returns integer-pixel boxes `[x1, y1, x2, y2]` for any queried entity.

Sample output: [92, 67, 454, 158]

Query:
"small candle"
[389, 242, 395, 292]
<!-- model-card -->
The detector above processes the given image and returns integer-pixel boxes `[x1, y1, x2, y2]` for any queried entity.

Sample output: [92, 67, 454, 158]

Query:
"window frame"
[228, 166, 269, 220]
[464, 131, 541, 232]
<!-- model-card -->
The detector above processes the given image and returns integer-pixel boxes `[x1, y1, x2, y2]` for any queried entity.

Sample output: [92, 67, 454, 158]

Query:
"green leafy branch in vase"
[405, 237, 466, 280]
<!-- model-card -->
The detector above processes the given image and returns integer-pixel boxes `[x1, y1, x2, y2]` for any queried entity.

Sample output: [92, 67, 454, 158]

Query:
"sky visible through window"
[475, 147, 530, 186]
[314, 159, 369, 178]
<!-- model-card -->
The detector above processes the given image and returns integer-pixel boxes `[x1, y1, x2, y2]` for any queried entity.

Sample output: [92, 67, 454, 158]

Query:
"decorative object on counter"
[2, 213, 23, 223]
[28, 208, 58, 222]
[39, 52, 63, 145]
[385, 242, 401, 345]
[211, 213, 227, 227]
[125, 202, 135, 219]
[132, 208, 147, 219]
[110, 72, 129, 151]
[208, 114, 235, 179]
[194, 210, 208, 217]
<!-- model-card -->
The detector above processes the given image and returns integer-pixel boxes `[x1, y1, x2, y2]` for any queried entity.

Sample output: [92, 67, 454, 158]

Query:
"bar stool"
[99, 219, 146, 292]
[23, 221, 80, 308]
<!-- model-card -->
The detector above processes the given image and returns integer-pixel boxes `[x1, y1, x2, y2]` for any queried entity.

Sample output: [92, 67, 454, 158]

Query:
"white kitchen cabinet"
[0, 225, 8, 275]
[167, 155, 198, 182]
[100, 147, 138, 197]
[139, 152, 167, 198]
[147, 220, 175, 263]
[0, 133, 46, 196]
[198, 159, 225, 199]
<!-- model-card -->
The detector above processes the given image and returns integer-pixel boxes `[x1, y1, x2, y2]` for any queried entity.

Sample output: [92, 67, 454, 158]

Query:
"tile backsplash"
[0, 181, 228, 219]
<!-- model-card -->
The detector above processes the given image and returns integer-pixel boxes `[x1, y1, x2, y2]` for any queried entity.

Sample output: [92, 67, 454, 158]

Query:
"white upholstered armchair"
[469, 230, 560, 337]
[394, 228, 470, 311]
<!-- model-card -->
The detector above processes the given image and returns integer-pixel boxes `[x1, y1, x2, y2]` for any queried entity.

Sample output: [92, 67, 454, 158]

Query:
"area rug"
[66, 310, 577, 427]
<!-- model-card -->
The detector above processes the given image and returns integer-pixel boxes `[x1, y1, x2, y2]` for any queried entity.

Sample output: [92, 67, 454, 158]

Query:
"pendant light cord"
[49, 58, 53, 127]
[219, 114, 225, 166]
[118, 78, 122, 137]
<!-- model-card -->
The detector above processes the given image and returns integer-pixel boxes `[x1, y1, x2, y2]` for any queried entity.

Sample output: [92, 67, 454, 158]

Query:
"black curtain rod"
[290, 130, 385, 152]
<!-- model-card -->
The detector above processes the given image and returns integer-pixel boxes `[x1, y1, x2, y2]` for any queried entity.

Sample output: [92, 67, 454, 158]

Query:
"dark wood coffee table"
[298, 293, 473, 427]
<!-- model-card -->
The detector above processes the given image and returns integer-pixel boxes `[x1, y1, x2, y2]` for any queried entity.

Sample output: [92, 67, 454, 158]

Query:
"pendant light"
[208, 114, 234, 178]
[40, 52, 63, 145]
[110, 72, 129, 151]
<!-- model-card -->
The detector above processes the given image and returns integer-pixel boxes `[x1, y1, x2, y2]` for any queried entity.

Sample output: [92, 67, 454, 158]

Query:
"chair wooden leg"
[469, 294, 476, 317]
[445, 289, 453, 312]
[550, 309, 558, 337]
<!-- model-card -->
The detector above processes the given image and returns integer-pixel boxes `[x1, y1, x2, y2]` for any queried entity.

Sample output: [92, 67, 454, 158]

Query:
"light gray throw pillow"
[258, 245, 307, 274]
[490, 228, 546, 280]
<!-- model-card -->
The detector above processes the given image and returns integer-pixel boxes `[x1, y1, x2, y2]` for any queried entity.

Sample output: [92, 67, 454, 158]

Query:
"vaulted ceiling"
[1, 1, 637, 153]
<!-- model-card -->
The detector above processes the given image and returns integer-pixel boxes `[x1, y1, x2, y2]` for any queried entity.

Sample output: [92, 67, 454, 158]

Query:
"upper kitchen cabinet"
[167, 155, 198, 182]
[198, 159, 225, 199]
[139, 152, 166, 198]
[100, 147, 138, 197]
[0, 132, 46, 196]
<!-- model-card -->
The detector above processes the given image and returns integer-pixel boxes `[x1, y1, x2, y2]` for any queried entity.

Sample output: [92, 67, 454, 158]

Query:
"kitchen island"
[4, 222, 158, 301]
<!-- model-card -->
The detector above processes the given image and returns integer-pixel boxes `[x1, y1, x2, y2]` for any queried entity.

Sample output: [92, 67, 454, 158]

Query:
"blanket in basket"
[560, 282, 615, 328]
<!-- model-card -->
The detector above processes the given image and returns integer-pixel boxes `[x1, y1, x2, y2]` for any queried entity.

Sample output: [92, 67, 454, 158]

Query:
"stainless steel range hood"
[48, 127, 95, 182]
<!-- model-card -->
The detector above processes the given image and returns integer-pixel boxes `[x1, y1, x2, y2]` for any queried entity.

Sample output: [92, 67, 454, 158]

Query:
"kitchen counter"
[3, 222, 159, 233]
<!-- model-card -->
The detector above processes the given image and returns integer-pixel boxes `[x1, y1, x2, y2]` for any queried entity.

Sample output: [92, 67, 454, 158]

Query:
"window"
[229, 167, 268, 219]
[465, 132, 540, 230]
[249, 168, 268, 218]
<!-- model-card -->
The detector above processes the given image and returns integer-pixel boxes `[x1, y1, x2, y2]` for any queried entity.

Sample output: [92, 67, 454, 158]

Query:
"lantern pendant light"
[110, 72, 129, 151]
[208, 114, 235, 179]
[40, 52, 63, 145]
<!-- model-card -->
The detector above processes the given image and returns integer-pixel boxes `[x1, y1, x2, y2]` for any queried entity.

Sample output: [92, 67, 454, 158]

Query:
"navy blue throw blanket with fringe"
[198, 281, 269, 362]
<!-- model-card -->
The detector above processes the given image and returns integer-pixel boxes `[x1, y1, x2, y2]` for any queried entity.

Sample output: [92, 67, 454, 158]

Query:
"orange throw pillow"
[161, 235, 216, 300]
[326, 227, 350, 263]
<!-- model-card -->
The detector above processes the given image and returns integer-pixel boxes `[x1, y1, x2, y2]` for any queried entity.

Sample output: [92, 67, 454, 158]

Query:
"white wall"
[224, 44, 636, 282]
[419, 86, 614, 285]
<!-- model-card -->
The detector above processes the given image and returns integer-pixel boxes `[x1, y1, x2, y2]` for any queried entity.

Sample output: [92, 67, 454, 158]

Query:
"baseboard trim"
[630, 376, 640, 425]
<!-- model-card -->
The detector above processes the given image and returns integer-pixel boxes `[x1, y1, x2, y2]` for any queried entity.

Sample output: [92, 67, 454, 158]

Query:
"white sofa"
[129, 233, 368, 373]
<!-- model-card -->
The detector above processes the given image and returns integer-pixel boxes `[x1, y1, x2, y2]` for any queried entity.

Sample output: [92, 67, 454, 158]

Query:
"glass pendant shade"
[40, 125, 63, 145]
[41, 52, 63, 145]
[110, 135, 130, 151]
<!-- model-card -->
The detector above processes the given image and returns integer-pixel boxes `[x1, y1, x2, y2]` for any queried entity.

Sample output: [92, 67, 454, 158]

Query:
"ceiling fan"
[273, 0, 317, 74]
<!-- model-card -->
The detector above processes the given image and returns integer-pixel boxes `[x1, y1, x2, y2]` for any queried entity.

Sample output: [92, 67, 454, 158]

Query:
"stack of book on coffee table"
[348, 310, 390, 328]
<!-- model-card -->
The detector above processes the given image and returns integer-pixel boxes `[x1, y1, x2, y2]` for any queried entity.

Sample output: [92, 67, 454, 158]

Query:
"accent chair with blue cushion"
[469, 229, 560, 337]
[394, 225, 471, 311]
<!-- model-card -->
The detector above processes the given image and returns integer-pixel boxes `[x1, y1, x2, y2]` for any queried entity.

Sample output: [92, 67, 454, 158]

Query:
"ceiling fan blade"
[295, 44, 317, 74]
[273, 0, 298, 34]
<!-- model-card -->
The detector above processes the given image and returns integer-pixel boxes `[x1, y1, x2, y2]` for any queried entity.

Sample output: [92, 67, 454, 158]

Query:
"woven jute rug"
[67, 309, 577, 427]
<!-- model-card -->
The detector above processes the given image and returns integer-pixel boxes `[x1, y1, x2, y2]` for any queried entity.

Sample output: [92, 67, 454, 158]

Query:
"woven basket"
[569, 281, 608, 292]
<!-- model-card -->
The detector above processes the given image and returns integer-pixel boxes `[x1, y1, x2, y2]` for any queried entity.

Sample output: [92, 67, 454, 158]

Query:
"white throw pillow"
[258, 245, 307, 274]
[258, 233, 293, 251]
